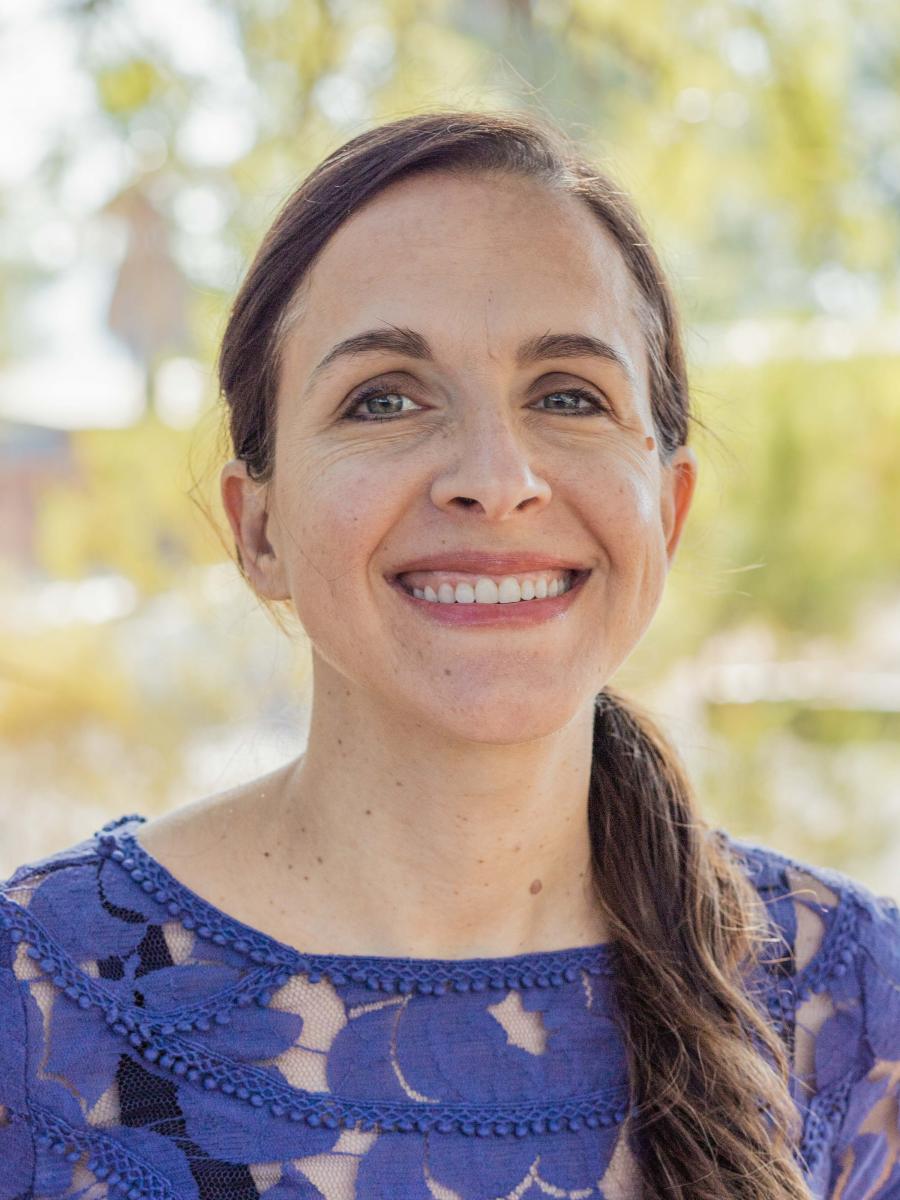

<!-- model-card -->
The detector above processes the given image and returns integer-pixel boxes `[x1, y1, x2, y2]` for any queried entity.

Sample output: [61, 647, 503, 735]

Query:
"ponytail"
[588, 688, 812, 1198]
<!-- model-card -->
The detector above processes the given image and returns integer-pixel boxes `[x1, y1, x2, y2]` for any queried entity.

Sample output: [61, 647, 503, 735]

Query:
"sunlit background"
[1, 0, 898, 898]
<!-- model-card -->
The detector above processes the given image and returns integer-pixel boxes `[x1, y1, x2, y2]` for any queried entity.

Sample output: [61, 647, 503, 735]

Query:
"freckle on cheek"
[529, 879, 543, 895]
[645, 436, 655, 451]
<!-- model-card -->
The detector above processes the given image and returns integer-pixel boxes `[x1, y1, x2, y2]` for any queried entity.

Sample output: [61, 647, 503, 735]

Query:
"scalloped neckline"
[102, 814, 619, 976]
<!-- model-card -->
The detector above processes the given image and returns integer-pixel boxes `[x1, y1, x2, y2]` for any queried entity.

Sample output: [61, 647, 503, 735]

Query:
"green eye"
[342, 385, 609, 422]
[537, 388, 609, 416]
[345, 389, 416, 420]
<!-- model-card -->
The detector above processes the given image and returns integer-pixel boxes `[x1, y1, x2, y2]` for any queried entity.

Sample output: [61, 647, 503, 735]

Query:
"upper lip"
[390, 552, 591, 577]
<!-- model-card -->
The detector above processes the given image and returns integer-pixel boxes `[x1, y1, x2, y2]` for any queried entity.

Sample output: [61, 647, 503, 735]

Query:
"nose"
[429, 410, 552, 521]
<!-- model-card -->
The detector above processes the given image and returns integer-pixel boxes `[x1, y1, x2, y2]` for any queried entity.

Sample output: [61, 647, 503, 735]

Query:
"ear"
[659, 444, 698, 565]
[220, 459, 290, 600]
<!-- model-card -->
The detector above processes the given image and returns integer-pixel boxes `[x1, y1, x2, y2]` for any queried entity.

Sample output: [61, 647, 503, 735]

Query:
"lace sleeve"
[774, 862, 900, 1199]
[824, 884, 900, 1199]
[0, 900, 35, 1196]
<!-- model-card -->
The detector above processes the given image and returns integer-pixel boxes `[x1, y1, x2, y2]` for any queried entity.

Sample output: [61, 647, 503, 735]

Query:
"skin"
[137, 170, 698, 959]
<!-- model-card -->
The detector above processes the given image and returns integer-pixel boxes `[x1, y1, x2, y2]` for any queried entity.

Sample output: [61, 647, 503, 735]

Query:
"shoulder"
[0, 874, 35, 1193]
[719, 828, 900, 987]
[722, 831, 900, 1177]
[720, 832, 900, 1193]
[0, 812, 253, 989]
[0, 822, 107, 1193]
[1, 815, 143, 963]
[0, 815, 273, 1195]
[0, 816, 146, 1084]
[715, 829, 900, 1063]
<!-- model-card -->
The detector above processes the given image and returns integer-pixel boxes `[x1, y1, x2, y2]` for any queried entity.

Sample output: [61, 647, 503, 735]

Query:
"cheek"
[623, 464, 659, 528]
[586, 454, 662, 556]
[273, 446, 401, 590]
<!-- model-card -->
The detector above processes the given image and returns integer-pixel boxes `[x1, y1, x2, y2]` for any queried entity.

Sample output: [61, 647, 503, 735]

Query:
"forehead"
[281, 170, 649, 394]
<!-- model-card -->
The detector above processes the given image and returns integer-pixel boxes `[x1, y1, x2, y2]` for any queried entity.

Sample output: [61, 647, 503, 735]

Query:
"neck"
[255, 676, 608, 960]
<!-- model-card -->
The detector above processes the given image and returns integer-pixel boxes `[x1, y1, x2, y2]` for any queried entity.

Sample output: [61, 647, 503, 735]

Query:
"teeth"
[406, 571, 576, 605]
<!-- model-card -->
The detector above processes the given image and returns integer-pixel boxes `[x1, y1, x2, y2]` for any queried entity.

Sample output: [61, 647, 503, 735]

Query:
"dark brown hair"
[216, 109, 811, 1198]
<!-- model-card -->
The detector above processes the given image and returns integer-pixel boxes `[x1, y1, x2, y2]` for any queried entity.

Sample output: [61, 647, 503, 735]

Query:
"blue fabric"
[0, 813, 898, 1199]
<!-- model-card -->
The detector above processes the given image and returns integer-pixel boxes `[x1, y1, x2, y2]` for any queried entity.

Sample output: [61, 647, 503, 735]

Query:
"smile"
[387, 569, 592, 627]
[396, 568, 578, 605]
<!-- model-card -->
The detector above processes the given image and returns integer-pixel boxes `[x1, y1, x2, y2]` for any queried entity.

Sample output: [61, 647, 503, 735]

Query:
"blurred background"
[1, 0, 898, 898]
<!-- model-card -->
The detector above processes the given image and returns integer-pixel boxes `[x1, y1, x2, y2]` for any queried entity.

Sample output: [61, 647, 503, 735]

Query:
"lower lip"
[387, 571, 591, 627]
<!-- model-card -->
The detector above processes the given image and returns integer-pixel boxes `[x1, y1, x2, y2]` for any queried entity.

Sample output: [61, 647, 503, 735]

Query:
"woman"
[1, 110, 897, 1200]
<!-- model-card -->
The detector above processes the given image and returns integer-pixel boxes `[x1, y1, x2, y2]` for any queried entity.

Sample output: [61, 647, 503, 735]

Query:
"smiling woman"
[2, 110, 899, 1200]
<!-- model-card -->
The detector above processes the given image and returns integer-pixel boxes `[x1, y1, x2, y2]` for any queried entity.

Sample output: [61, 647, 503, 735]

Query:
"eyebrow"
[307, 325, 638, 390]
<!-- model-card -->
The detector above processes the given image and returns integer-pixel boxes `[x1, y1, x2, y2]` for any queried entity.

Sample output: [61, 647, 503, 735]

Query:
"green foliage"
[2, 0, 898, 887]
[33, 412, 226, 592]
[707, 355, 898, 634]
[627, 352, 900, 683]
[96, 59, 165, 116]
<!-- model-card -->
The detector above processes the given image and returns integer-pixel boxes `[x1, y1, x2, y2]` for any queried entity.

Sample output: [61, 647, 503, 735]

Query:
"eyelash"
[341, 385, 610, 422]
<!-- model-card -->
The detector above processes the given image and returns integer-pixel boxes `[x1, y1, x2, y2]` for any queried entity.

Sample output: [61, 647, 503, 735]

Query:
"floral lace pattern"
[0, 814, 898, 1199]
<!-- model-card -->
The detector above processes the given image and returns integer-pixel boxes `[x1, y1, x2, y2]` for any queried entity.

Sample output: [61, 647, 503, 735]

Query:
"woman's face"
[223, 170, 696, 744]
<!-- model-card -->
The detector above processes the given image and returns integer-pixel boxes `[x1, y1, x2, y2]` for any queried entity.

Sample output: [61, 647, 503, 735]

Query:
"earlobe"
[220, 459, 290, 600]
[662, 446, 698, 563]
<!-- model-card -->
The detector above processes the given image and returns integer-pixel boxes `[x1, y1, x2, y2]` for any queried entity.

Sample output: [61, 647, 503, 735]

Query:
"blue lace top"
[1, 813, 898, 1200]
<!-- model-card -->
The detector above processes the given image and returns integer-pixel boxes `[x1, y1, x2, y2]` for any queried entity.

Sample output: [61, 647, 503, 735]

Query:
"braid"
[588, 687, 811, 1198]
